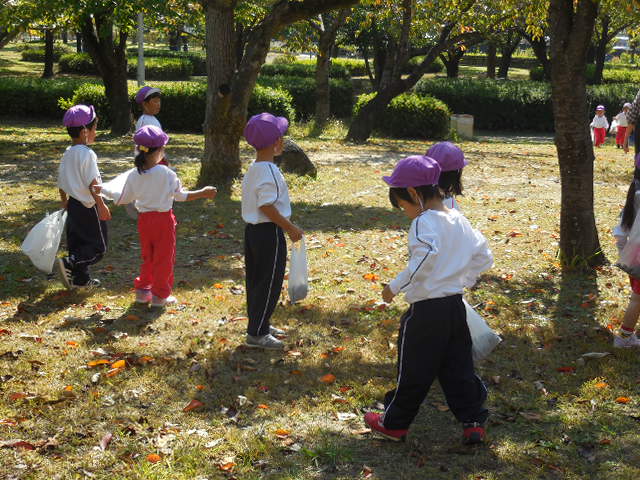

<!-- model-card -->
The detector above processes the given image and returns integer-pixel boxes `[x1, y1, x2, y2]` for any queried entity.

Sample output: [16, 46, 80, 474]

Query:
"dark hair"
[134, 146, 160, 174]
[438, 169, 463, 196]
[66, 117, 97, 138]
[622, 167, 640, 230]
[388, 185, 443, 209]
[143, 92, 161, 102]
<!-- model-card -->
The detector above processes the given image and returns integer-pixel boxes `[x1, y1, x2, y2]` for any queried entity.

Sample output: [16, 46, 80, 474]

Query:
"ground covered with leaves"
[0, 120, 639, 479]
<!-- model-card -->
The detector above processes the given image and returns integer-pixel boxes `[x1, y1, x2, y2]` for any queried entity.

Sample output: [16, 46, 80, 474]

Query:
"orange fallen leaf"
[332, 346, 346, 353]
[339, 386, 352, 393]
[111, 359, 126, 369]
[556, 366, 575, 373]
[219, 462, 236, 472]
[507, 230, 523, 237]
[147, 453, 162, 463]
[66, 340, 79, 347]
[106, 367, 124, 377]
[195, 385, 205, 391]
[63, 385, 73, 392]
[274, 429, 290, 437]
[595, 382, 608, 389]
[183, 399, 204, 412]
[320, 374, 336, 384]
[616, 396, 631, 404]
[257, 404, 270, 409]
[290, 370, 302, 375]
[363, 273, 379, 282]
[213, 283, 224, 289]
[9, 393, 27, 401]
[0, 329, 12, 335]
[124, 314, 140, 321]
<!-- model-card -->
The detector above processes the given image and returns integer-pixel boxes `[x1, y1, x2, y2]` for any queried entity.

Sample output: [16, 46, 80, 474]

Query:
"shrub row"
[261, 61, 351, 79]
[20, 45, 67, 62]
[60, 82, 295, 132]
[460, 53, 540, 69]
[59, 53, 193, 80]
[126, 48, 206, 75]
[406, 56, 446, 74]
[353, 93, 450, 139]
[256, 75, 353, 119]
[530, 64, 640, 85]
[416, 78, 639, 132]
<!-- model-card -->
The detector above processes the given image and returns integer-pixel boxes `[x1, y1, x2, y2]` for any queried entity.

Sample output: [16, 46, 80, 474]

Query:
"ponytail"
[621, 167, 640, 230]
[134, 146, 159, 174]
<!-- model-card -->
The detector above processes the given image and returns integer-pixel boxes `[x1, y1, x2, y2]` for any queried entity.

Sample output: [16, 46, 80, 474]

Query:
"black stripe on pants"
[382, 294, 488, 430]
[66, 197, 108, 285]
[244, 222, 286, 336]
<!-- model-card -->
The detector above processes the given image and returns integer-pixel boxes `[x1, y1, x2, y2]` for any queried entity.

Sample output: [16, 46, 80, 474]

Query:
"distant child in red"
[613, 102, 632, 149]
[591, 105, 609, 147]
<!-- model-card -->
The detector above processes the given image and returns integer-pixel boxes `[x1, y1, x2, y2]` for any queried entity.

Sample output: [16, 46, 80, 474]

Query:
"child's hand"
[93, 184, 103, 195]
[202, 186, 217, 199]
[287, 225, 304, 243]
[97, 203, 111, 221]
[382, 285, 395, 303]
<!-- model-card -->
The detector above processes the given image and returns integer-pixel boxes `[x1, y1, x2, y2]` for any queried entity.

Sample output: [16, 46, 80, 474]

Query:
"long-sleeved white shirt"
[591, 114, 609, 129]
[613, 191, 640, 252]
[241, 161, 291, 224]
[389, 209, 493, 303]
[57, 145, 101, 208]
[100, 165, 188, 212]
[614, 112, 629, 128]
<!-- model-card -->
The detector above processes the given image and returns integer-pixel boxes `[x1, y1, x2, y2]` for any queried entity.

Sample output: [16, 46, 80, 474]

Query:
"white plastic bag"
[464, 299, 501, 363]
[610, 119, 619, 135]
[21, 209, 67, 274]
[288, 237, 308, 303]
[617, 213, 640, 278]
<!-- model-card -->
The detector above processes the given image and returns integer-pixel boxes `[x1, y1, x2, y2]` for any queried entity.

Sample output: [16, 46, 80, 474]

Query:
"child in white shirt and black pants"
[241, 113, 303, 350]
[57, 104, 110, 289]
[364, 155, 493, 445]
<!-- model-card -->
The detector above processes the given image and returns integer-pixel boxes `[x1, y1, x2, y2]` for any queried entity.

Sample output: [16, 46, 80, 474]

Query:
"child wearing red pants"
[591, 105, 609, 147]
[613, 103, 632, 149]
[96, 125, 216, 307]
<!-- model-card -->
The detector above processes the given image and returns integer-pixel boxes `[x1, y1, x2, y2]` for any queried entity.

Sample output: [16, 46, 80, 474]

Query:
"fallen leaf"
[66, 340, 79, 347]
[332, 346, 346, 353]
[218, 462, 236, 472]
[0, 329, 11, 335]
[0, 439, 36, 450]
[99, 432, 113, 451]
[595, 382, 608, 389]
[111, 359, 126, 369]
[124, 314, 140, 321]
[183, 399, 204, 412]
[257, 404, 269, 409]
[320, 374, 336, 384]
[274, 429, 290, 438]
[616, 397, 631, 404]
[9, 392, 27, 401]
[556, 366, 575, 373]
[213, 283, 224, 289]
[88, 359, 110, 368]
[106, 368, 123, 378]
[362, 465, 374, 478]
[195, 385, 205, 391]
[147, 453, 162, 463]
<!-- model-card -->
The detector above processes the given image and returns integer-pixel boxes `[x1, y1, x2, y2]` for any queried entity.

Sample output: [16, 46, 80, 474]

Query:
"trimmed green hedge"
[334, 58, 368, 76]
[406, 56, 446, 74]
[60, 53, 193, 80]
[460, 53, 539, 69]
[59, 53, 97, 74]
[0, 77, 96, 118]
[353, 92, 450, 139]
[531, 64, 640, 84]
[256, 75, 353, 119]
[20, 45, 67, 62]
[126, 48, 206, 75]
[61, 81, 295, 132]
[261, 61, 351, 79]
[416, 78, 639, 132]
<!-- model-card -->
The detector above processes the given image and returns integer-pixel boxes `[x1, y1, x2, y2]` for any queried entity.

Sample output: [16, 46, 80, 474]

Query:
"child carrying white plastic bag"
[21, 210, 67, 273]
[464, 300, 501, 362]
[288, 238, 308, 303]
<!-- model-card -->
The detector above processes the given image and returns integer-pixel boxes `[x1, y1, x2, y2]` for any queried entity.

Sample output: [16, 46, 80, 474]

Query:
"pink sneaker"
[363, 412, 408, 442]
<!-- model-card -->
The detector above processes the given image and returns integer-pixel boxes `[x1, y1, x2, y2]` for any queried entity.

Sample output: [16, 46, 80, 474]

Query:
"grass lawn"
[0, 119, 639, 479]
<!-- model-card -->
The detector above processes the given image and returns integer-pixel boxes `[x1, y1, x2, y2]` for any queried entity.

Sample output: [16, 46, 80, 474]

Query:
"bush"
[353, 92, 450, 139]
[59, 53, 98, 75]
[333, 58, 368, 76]
[127, 57, 193, 80]
[127, 48, 206, 75]
[529, 65, 545, 81]
[0, 77, 94, 118]
[531, 64, 640, 84]
[20, 44, 67, 62]
[61, 81, 295, 132]
[261, 61, 351, 79]
[416, 77, 640, 132]
[256, 75, 353, 118]
[406, 56, 445, 74]
[460, 53, 539, 69]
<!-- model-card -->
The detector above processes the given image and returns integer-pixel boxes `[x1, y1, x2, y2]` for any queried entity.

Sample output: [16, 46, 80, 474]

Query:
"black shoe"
[72, 278, 101, 290]
[57, 258, 73, 289]
[462, 422, 486, 445]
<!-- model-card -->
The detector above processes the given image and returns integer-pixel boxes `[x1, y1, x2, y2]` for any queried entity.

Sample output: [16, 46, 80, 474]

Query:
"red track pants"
[616, 126, 628, 146]
[134, 210, 176, 299]
[594, 127, 606, 147]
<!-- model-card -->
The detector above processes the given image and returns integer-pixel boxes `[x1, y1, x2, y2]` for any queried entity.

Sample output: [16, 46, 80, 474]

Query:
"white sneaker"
[245, 334, 284, 350]
[269, 325, 286, 336]
[57, 258, 73, 289]
[73, 278, 101, 289]
[150, 295, 177, 308]
[135, 289, 152, 304]
[613, 333, 640, 348]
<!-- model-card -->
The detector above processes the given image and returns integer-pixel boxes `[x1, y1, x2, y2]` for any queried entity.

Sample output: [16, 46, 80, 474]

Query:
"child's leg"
[617, 126, 627, 146]
[149, 211, 176, 299]
[596, 128, 606, 146]
[134, 212, 155, 292]
[621, 283, 640, 332]
[437, 297, 488, 425]
[244, 223, 286, 336]
[66, 197, 108, 285]
[382, 299, 451, 430]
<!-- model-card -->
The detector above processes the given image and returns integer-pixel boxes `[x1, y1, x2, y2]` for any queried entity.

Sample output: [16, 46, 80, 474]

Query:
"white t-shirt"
[241, 161, 291, 224]
[389, 209, 493, 304]
[100, 165, 188, 213]
[591, 115, 609, 129]
[443, 195, 460, 211]
[615, 112, 629, 127]
[57, 145, 101, 208]
[135, 114, 162, 131]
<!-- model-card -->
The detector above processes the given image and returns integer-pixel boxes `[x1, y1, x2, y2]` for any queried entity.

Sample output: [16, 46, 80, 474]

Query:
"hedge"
[353, 92, 450, 139]
[406, 56, 446, 74]
[334, 58, 368, 76]
[60, 81, 295, 132]
[0, 77, 97, 118]
[530, 64, 640, 84]
[416, 78, 640, 132]
[126, 48, 206, 75]
[59, 53, 97, 74]
[127, 57, 193, 80]
[20, 45, 67, 62]
[256, 75, 353, 119]
[460, 53, 539, 69]
[261, 61, 351, 79]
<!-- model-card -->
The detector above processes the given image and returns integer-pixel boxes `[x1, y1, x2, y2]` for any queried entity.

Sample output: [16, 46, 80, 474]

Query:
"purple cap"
[63, 104, 96, 127]
[135, 86, 161, 104]
[635, 153, 640, 169]
[383, 155, 441, 188]
[243, 112, 289, 150]
[426, 142, 467, 172]
[133, 125, 169, 150]
[596, 105, 605, 111]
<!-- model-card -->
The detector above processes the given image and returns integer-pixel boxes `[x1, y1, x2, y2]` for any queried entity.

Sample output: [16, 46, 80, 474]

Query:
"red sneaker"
[364, 412, 408, 442]
[462, 422, 486, 445]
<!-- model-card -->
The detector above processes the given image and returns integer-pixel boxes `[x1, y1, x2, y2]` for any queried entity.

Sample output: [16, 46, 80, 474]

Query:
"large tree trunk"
[42, 29, 55, 79]
[80, 15, 131, 136]
[592, 15, 609, 85]
[486, 42, 497, 78]
[441, 49, 464, 78]
[498, 33, 521, 80]
[548, 0, 604, 269]
[524, 32, 551, 80]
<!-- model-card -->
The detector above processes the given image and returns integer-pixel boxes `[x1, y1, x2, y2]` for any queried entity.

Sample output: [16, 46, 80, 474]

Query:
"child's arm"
[259, 205, 303, 242]
[59, 188, 68, 210]
[462, 229, 493, 288]
[613, 214, 629, 254]
[89, 179, 111, 221]
[185, 186, 217, 201]
[624, 124, 635, 153]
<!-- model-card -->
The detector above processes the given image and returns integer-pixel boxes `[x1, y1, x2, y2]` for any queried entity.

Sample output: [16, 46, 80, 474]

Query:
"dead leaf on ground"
[183, 399, 204, 412]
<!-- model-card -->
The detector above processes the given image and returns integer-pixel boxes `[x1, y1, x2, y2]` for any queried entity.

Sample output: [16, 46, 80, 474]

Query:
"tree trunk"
[168, 29, 180, 51]
[62, 31, 68, 44]
[75, 32, 82, 53]
[441, 49, 463, 78]
[498, 33, 521, 79]
[0, 28, 20, 49]
[42, 29, 55, 79]
[80, 15, 131, 135]
[592, 15, 609, 85]
[525, 33, 551, 80]
[548, 0, 604, 268]
[486, 42, 497, 78]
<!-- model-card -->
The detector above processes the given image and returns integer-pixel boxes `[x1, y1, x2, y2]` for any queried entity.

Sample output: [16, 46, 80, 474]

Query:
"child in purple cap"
[135, 86, 162, 131]
[241, 112, 303, 350]
[56, 104, 110, 289]
[364, 154, 493, 444]
[426, 141, 468, 210]
[591, 105, 609, 147]
[612, 153, 640, 348]
[95, 125, 217, 307]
